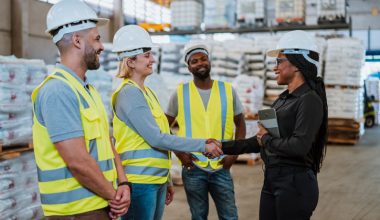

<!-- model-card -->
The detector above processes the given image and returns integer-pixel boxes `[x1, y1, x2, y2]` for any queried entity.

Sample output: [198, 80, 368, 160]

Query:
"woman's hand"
[256, 123, 269, 146]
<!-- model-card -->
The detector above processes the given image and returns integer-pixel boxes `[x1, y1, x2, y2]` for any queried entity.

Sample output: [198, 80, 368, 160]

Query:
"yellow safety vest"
[112, 79, 171, 184]
[31, 68, 117, 216]
[177, 80, 234, 171]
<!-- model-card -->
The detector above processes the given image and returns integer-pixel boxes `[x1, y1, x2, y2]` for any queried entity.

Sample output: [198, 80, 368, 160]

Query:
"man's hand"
[176, 152, 196, 170]
[218, 155, 238, 169]
[166, 185, 175, 205]
[204, 138, 223, 159]
[108, 185, 131, 219]
[256, 123, 269, 146]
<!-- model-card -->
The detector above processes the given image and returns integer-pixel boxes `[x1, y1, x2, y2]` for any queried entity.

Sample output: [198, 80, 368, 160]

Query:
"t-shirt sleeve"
[165, 90, 178, 117]
[232, 87, 244, 116]
[35, 80, 83, 143]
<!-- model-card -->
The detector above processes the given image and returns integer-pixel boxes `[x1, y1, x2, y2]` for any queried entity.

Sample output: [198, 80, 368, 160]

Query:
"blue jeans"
[182, 166, 238, 220]
[121, 183, 167, 220]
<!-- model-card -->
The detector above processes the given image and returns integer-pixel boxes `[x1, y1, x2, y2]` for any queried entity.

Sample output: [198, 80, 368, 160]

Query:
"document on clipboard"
[258, 108, 280, 138]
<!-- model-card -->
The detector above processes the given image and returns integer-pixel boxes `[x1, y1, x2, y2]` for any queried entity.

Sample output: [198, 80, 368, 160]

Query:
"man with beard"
[31, 0, 130, 219]
[166, 41, 246, 220]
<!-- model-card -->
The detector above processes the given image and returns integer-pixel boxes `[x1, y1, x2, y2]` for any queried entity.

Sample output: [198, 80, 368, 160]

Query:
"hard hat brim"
[45, 17, 109, 35]
[266, 49, 282, 57]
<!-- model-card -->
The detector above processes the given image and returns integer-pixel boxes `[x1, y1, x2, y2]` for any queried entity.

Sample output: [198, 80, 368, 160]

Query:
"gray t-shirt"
[35, 64, 90, 143]
[114, 84, 205, 152]
[166, 83, 244, 118]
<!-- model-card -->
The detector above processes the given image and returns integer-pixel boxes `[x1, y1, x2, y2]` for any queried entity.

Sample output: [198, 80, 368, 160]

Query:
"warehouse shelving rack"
[149, 17, 352, 36]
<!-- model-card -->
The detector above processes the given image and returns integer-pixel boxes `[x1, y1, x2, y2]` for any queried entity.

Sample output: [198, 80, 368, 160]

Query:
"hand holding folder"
[258, 108, 280, 138]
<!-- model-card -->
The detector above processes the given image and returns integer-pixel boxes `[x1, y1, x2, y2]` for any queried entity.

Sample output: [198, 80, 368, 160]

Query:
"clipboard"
[258, 108, 280, 138]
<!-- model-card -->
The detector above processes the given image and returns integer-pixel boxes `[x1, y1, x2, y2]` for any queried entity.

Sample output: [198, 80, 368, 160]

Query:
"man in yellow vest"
[166, 41, 246, 220]
[32, 0, 130, 219]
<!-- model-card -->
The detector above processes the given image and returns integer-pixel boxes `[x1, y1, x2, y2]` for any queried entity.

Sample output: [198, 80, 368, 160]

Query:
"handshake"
[204, 138, 223, 159]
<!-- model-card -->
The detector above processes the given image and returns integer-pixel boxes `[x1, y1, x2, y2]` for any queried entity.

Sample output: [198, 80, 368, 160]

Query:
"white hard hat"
[267, 30, 319, 68]
[183, 41, 209, 65]
[46, 0, 109, 43]
[112, 25, 155, 60]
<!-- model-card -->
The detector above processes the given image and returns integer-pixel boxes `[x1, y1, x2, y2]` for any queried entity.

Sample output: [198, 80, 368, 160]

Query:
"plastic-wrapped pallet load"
[101, 43, 119, 72]
[237, 0, 266, 27]
[324, 38, 365, 86]
[204, 0, 236, 29]
[327, 87, 364, 120]
[0, 152, 43, 219]
[317, 0, 346, 24]
[324, 38, 365, 144]
[305, 0, 318, 25]
[171, 0, 203, 30]
[275, 0, 305, 25]
[233, 75, 264, 119]
[86, 68, 114, 120]
[0, 56, 47, 146]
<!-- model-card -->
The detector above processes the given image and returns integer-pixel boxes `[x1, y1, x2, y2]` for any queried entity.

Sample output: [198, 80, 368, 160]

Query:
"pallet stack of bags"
[0, 152, 43, 219]
[0, 56, 47, 147]
[324, 38, 366, 144]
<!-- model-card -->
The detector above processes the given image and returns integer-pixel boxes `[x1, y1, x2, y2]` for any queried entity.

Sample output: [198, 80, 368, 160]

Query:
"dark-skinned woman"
[222, 30, 328, 220]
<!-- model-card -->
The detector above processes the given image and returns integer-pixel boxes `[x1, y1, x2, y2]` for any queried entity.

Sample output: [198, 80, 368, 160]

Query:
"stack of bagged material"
[236, 0, 266, 27]
[315, 37, 327, 76]
[204, 0, 236, 29]
[145, 73, 171, 112]
[86, 68, 114, 120]
[241, 49, 266, 78]
[0, 56, 47, 146]
[233, 75, 264, 119]
[0, 152, 43, 219]
[160, 43, 184, 76]
[171, 0, 203, 30]
[275, 0, 305, 25]
[324, 38, 365, 86]
[99, 43, 119, 72]
[324, 38, 365, 144]
[365, 78, 380, 124]
[327, 87, 364, 120]
[317, 0, 346, 24]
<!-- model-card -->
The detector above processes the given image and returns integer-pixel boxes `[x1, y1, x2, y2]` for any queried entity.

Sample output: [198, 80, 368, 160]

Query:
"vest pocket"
[81, 108, 101, 140]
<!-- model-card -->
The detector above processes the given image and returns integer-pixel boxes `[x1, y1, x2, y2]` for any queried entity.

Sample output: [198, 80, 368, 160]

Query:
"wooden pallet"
[327, 118, 362, 145]
[0, 142, 33, 160]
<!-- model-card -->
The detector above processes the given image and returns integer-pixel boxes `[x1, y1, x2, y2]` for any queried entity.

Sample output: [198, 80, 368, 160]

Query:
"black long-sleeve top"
[222, 83, 323, 168]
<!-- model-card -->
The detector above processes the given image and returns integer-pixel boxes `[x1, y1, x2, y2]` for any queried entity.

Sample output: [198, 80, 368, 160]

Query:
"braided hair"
[285, 51, 328, 173]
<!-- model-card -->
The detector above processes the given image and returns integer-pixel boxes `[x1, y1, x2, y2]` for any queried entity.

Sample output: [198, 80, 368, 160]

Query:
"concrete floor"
[163, 126, 380, 220]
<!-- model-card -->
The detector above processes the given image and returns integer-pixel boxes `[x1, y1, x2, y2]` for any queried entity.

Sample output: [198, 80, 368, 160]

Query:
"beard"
[84, 44, 101, 70]
[192, 65, 211, 81]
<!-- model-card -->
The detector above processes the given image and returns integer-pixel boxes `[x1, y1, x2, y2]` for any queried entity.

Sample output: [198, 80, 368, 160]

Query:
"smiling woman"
[221, 30, 328, 220]
[110, 25, 223, 220]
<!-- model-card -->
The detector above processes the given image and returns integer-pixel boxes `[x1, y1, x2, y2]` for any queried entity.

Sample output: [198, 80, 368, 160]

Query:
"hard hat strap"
[118, 48, 151, 60]
[52, 20, 96, 44]
[282, 49, 319, 71]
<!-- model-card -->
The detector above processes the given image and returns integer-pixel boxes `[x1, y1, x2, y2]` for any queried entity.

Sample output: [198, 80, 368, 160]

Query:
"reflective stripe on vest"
[32, 69, 117, 216]
[112, 79, 171, 184]
[178, 80, 234, 171]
